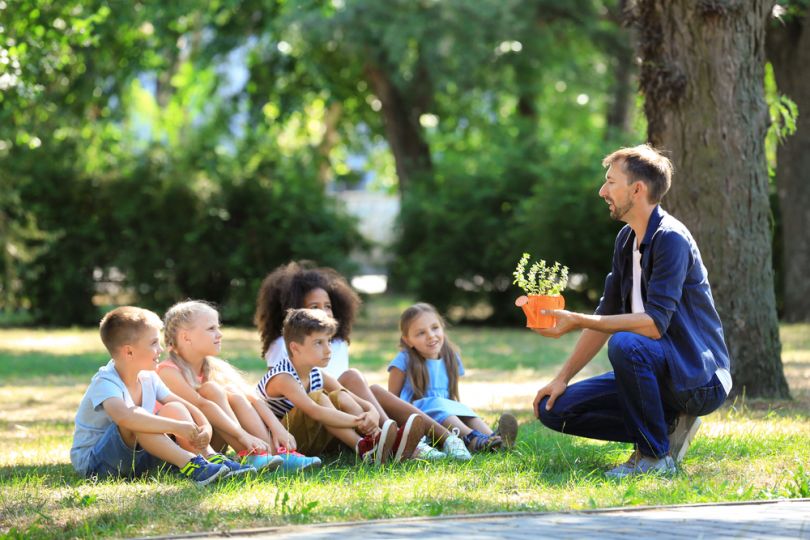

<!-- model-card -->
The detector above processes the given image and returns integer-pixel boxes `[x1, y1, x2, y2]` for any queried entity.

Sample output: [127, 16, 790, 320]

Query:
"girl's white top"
[264, 335, 349, 378]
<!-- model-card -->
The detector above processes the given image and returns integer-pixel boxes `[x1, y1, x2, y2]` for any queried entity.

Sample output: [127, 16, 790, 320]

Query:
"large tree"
[767, 1, 810, 322]
[635, 0, 790, 397]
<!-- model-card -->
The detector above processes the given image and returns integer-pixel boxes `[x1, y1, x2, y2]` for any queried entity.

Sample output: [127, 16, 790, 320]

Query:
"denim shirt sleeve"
[595, 232, 624, 316]
[644, 229, 690, 336]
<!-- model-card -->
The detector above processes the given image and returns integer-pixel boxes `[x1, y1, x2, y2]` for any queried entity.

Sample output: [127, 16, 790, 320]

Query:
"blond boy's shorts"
[281, 389, 344, 456]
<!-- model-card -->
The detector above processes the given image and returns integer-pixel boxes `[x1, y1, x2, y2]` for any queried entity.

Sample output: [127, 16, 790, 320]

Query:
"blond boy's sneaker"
[357, 419, 397, 465]
[392, 414, 426, 463]
[412, 437, 446, 461]
[442, 429, 472, 461]
[669, 414, 702, 463]
[493, 413, 519, 448]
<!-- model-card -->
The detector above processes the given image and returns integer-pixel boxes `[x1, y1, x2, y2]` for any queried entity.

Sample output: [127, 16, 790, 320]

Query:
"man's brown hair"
[99, 306, 162, 356]
[602, 144, 673, 203]
[282, 308, 338, 358]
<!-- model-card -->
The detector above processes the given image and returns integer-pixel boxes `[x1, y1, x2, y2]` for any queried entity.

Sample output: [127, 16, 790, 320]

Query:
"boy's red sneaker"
[392, 413, 426, 462]
[357, 419, 397, 465]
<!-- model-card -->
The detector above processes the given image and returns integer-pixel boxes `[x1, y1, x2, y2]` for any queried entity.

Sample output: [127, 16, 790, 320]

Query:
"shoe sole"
[223, 466, 257, 480]
[671, 416, 702, 463]
[376, 419, 398, 465]
[394, 414, 427, 463]
[496, 413, 519, 448]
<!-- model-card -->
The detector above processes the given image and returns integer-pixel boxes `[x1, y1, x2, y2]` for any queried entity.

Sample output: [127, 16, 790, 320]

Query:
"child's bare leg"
[442, 415, 473, 437]
[339, 369, 390, 423]
[311, 391, 362, 448]
[370, 384, 449, 445]
[228, 391, 272, 445]
[461, 416, 493, 435]
[198, 381, 248, 452]
[156, 401, 215, 456]
[121, 403, 204, 468]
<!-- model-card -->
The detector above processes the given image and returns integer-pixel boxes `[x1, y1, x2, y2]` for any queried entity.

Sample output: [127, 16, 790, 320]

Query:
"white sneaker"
[605, 454, 676, 479]
[442, 430, 472, 461]
[412, 437, 446, 461]
[669, 414, 702, 463]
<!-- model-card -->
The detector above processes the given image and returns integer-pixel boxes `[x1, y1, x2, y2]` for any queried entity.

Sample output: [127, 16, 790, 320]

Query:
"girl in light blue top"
[388, 303, 518, 453]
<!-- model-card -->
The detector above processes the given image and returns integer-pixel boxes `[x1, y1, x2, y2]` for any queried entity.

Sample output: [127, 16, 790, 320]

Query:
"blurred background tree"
[0, 0, 801, 396]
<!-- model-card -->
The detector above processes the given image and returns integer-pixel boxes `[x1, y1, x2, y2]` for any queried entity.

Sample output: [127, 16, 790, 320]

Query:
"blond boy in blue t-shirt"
[70, 306, 250, 485]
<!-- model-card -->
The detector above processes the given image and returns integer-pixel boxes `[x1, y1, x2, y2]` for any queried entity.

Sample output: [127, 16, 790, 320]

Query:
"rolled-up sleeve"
[644, 230, 689, 336]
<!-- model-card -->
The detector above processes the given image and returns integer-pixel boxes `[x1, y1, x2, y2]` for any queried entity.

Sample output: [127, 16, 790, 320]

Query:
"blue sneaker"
[239, 451, 283, 471]
[180, 455, 228, 486]
[207, 453, 256, 478]
[277, 448, 322, 472]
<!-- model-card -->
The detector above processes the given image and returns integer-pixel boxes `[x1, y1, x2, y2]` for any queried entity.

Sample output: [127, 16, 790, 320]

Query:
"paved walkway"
[170, 499, 810, 539]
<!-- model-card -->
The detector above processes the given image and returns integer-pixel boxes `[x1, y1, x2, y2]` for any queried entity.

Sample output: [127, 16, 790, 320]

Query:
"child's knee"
[157, 401, 192, 421]
[198, 381, 226, 400]
[338, 368, 364, 388]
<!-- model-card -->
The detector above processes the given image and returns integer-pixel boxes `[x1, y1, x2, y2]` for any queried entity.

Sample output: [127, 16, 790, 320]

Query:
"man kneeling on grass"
[531, 145, 731, 478]
[257, 308, 425, 465]
[71, 307, 253, 486]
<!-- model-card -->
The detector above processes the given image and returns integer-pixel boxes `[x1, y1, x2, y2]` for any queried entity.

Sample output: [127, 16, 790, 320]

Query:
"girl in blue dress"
[388, 303, 518, 452]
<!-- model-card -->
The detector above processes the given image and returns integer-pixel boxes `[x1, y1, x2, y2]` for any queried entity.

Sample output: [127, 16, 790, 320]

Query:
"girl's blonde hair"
[399, 303, 460, 401]
[163, 300, 250, 394]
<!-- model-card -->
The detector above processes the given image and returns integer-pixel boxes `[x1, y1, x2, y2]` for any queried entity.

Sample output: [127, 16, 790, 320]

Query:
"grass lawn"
[1, 296, 809, 539]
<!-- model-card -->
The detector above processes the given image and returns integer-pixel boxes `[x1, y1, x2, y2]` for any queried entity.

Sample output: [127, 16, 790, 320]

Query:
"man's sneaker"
[208, 453, 256, 478]
[236, 450, 283, 471]
[442, 430, 472, 461]
[606, 453, 676, 479]
[412, 437, 446, 461]
[392, 414, 426, 463]
[493, 413, 519, 448]
[180, 454, 228, 486]
[463, 429, 502, 453]
[357, 420, 397, 465]
[669, 414, 702, 463]
[276, 447, 322, 472]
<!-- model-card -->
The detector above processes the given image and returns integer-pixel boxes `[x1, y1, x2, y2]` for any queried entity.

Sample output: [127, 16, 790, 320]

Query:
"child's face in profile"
[403, 312, 445, 359]
[183, 309, 222, 357]
[293, 330, 333, 368]
[127, 324, 164, 369]
[303, 288, 333, 318]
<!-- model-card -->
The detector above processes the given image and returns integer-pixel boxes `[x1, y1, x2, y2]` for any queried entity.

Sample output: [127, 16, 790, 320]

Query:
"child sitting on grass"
[389, 303, 519, 453]
[257, 308, 425, 465]
[158, 300, 321, 472]
[70, 306, 243, 486]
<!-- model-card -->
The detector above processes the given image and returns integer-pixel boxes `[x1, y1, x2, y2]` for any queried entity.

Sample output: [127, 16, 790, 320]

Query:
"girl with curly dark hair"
[254, 261, 472, 461]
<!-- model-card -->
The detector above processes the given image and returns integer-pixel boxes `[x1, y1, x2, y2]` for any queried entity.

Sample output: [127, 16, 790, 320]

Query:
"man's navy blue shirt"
[595, 205, 731, 392]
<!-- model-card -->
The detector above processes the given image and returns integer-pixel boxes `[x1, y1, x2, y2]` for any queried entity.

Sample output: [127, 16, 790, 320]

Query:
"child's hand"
[272, 428, 297, 452]
[189, 425, 210, 453]
[239, 432, 271, 454]
[355, 412, 377, 435]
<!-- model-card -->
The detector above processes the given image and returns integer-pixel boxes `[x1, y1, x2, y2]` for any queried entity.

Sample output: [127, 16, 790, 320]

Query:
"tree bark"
[636, 0, 790, 398]
[766, 10, 810, 322]
[364, 60, 432, 196]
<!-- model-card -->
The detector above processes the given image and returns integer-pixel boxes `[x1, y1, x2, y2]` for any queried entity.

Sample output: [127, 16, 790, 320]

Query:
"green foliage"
[513, 253, 569, 296]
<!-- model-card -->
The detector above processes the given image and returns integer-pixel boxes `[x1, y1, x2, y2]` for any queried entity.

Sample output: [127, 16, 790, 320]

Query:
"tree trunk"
[364, 61, 432, 196]
[636, 0, 790, 398]
[767, 11, 810, 322]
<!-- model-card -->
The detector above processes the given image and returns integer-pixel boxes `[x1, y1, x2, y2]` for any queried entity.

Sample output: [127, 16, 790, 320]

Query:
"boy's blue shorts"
[85, 423, 166, 478]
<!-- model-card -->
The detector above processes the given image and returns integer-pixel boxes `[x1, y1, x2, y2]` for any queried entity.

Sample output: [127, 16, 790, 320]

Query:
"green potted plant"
[513, 253, 569, 329]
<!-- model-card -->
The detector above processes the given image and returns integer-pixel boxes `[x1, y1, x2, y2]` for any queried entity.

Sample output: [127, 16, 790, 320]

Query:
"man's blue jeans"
[536, 332, 727, 458]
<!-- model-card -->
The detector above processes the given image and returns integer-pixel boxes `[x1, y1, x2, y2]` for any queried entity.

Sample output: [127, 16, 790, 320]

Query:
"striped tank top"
[256, 357, 324, 418]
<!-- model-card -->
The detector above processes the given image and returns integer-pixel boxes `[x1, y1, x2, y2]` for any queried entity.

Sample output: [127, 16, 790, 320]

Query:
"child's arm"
[321, 372, 379, 432]
[388, 367, 406, 397]
[159, 368, 268, 452]
[102, 396, 201, 442]
[246, 392, 297, 451]
[266, 374, 362, 430]
[160, 392, 214, 452]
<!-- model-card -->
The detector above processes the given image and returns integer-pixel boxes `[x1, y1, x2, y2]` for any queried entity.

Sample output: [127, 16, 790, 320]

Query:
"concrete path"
[168, 499, 810, 539]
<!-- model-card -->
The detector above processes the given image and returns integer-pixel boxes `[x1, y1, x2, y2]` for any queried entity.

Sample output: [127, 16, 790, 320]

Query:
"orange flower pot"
[517, 294, 565, 329]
